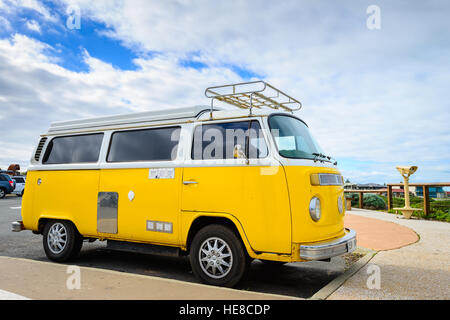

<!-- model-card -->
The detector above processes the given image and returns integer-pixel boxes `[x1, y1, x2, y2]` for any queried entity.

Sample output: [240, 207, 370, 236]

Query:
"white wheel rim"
[47, 223, 67, 254]
[199, 237, 233, 279]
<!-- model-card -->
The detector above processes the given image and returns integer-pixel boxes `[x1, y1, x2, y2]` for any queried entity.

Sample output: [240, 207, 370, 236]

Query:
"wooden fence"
[345, 182, 450, 216]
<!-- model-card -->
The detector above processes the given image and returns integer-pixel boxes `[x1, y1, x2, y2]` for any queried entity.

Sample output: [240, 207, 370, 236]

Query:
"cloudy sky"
[0, 0, 449, 185]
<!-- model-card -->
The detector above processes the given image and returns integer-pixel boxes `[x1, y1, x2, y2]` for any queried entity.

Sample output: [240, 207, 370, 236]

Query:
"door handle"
[183, 181, 198, 185]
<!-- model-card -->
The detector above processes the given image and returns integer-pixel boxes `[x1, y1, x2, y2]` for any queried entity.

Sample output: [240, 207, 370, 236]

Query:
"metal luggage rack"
[205, 81, 302, 117]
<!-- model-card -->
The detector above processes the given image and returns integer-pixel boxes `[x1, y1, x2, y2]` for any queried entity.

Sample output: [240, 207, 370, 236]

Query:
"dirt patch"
[342, 251, 366, 271]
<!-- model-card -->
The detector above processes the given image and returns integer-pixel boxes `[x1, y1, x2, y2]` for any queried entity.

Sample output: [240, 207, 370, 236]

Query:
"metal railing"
[205, 81, 302, 118]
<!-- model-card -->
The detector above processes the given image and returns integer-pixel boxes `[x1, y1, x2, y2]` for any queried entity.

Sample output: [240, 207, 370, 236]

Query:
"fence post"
[387, 185, 393, 210]
[359, 192, 363, 209]
[423, 186, 430, 216]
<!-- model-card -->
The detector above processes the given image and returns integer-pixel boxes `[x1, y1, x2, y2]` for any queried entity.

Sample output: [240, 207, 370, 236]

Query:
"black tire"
[189, 224, 250, 288]
[43, 220, 83, 262]
[0, 188, 5, 199]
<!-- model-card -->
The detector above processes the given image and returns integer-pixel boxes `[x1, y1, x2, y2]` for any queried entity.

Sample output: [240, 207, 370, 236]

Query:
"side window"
[43, 134, 104, 164]
[249, 121, 268, 159]
[192, 121, 268, 160]
[107, 126, 181, 162]
[0, 175, 6, 181]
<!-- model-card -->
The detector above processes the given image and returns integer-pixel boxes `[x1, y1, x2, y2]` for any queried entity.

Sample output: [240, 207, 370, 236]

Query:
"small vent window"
[34, 137, 48, 161]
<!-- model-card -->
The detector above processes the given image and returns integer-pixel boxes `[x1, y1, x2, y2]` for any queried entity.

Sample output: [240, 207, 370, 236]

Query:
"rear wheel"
[189, 224, 250, 287]
[0, 188, 5, 199]
[43, 220, 83, 262]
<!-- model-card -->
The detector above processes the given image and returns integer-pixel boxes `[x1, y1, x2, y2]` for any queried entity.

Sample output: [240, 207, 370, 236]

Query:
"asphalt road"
[0, 196, 347, 299]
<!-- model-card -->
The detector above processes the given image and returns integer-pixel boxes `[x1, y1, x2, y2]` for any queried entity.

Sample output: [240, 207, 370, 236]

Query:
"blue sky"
[0, 0, 449, 187]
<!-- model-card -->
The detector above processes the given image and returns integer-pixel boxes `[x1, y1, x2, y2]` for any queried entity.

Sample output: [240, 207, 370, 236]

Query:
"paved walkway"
[329, 209, 450, 300]
[344, 212, 419, 251]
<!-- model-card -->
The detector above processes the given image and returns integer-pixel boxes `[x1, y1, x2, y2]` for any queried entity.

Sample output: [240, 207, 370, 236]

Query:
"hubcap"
[47, 223, 67, 254]
[199, 237, 233, 279]
[0, 189, 4, 197]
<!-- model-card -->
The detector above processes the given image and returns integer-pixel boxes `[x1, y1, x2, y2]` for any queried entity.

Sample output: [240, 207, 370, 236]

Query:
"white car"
[11, 176, 25, 197]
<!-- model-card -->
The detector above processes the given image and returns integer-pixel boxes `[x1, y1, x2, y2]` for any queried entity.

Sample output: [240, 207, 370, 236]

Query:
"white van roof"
[47, 106, 210, 134]
[46, 105, 287, 135]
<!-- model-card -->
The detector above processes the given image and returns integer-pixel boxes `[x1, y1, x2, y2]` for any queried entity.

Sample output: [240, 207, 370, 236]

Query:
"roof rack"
[205, 81, 302, 117]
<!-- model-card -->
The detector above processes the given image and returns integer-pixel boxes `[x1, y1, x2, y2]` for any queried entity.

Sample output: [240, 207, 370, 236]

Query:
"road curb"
[308, 250, 377, 300]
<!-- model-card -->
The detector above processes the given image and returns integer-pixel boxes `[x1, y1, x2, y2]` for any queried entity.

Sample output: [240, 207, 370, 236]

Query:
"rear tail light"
[9, 181, 14, 187]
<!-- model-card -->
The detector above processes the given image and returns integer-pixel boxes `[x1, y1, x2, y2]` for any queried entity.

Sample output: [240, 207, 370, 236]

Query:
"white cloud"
[25, 19, 41, 33]
[9, 0, 57, 21]
[0, 16, 12, 31]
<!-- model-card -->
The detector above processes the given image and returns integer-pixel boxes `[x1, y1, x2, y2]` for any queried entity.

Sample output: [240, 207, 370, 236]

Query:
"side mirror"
[233, 144, 249, 164]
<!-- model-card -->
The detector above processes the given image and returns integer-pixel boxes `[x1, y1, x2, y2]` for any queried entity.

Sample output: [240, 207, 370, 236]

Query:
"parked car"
[11, 176, 26, 197]
[0, 173, 16, 199]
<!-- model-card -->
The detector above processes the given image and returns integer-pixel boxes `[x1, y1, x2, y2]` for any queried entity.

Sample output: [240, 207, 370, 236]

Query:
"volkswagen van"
[12, 81, 356, 287]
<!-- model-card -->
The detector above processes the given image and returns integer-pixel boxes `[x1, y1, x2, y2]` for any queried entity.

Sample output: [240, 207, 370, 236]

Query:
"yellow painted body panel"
[98, 168, 182, 245]
[284, 166, 346, 243]
[21, 164, 345, 262]
[182, 165, 292, 254]
[21, 170, 100, 236]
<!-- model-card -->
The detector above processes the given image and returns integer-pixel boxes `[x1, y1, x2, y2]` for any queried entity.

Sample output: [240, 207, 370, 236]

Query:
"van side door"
[181, 120, 292, 254]
[98, 126, 183, 245]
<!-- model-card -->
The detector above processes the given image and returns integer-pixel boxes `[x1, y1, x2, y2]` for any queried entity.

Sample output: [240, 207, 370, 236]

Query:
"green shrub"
[345, 193, 386, 210]
[363, 194, 387, 210]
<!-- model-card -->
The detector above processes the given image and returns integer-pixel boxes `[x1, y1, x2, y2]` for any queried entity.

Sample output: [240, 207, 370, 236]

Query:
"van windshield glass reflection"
[269, 115, 325, 160]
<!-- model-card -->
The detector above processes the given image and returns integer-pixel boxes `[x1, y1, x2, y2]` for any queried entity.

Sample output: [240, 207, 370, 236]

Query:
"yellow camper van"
[12, 81, 356, 287]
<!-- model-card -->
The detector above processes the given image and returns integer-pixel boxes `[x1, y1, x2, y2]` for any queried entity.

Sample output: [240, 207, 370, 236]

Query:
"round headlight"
[309, 197, 321, 221]
[338, 196, 343, 214]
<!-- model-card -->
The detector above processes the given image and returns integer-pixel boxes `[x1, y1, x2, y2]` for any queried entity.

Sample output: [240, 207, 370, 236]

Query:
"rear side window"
[12, 177, 25, 183]
[192, 120, 268, 160]
[107, 127, 181, 162]
[43, 134, 104, 164]
[0, 175, 7, 181]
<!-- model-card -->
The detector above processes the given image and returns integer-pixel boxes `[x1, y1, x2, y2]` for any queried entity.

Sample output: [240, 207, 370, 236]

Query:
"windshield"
[269, 115, 325, 160]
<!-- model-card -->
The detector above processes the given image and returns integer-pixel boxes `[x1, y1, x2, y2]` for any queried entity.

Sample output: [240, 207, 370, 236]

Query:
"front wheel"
[43, 220, 83, 262]
[189, 224, 250, 287]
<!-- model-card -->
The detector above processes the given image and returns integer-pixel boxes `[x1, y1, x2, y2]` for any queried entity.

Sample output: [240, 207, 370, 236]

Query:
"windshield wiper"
[312, 153, 338, 165]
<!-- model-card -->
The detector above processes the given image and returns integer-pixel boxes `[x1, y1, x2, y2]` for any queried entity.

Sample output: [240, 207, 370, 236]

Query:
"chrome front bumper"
[11, 221, 25, 232]
[300, 228, 357, 261]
